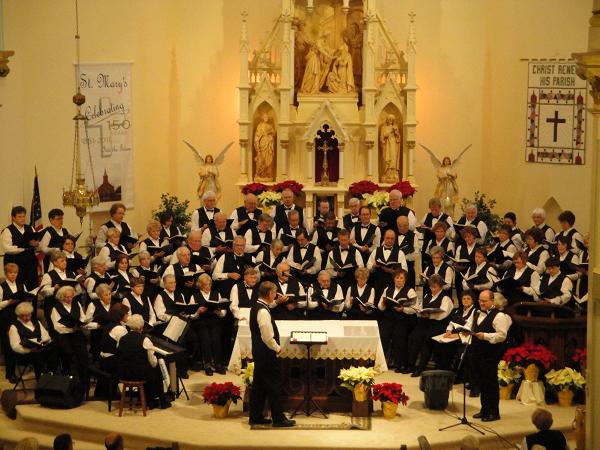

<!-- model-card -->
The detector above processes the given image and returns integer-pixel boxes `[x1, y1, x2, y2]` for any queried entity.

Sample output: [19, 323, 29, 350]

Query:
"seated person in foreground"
[522, 408, 567, 450]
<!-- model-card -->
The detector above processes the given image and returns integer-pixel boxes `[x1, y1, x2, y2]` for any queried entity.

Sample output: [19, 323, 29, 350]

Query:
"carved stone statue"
[343, 22, 363, 90]
[300, 34, 334, 94]
[419, 143, 472, 217]
[253, 113, 276, 181]
[184, 140, 234, 200]
[379, 114, 402, 183]
[293, 19, 309, 91]
[326, 44, 355, 94]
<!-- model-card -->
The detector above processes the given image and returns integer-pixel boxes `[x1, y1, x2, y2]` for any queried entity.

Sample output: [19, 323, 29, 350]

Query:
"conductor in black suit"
[249, 281, 295, 427]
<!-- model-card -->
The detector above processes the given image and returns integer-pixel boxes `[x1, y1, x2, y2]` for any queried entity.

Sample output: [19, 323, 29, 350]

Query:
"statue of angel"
[419, 143, 472, 218]
[183, 140, 234, 200]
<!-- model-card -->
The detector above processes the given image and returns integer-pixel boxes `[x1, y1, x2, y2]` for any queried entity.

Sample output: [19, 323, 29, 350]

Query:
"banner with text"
[525, 61, 586, 165]
[77, 62, 134, 210]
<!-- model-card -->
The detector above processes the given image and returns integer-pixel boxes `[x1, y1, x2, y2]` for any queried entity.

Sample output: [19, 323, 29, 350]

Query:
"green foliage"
[152, 193, 192, 232]
[461, 191, 502, 240]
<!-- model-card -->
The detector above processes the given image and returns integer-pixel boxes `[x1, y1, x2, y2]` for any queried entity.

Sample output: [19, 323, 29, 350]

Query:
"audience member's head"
[531, 408, 554, 431]
[53, 433, 73, 450]
[105, 433, 124, 450]
[459, 434, 479, 450]
[15, 437, 39, 450]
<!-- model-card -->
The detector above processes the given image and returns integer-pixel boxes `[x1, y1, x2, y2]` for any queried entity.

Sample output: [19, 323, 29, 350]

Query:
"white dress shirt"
[465, 308, 512, 344]
[9, 319, 51, 354]
[256, 300, 281, 353]
[122, 294, 157, 325]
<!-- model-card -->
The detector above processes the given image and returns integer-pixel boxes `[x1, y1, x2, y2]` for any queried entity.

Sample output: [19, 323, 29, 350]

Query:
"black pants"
[56, 331, 88, 385]
[408, 318, 446, 370]
[249, 357, 285, 423]
[16, 347, 58, 380]
[193, 319, 223, 367]
[378, 314, 416, 368]
[0, 312, 16, 378]
[95, 355, 119, 399]
[120, 362, 164, 402]
[471, 348, 501, 416]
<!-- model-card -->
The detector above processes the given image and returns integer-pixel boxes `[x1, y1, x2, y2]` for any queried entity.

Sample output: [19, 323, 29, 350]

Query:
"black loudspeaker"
[419, 370, 455, 410]
[35, 373, 84, 409]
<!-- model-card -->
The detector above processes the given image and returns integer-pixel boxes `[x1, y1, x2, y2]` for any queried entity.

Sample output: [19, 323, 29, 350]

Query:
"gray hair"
[176, 246, 191, 257]
[95, 283, 112, 298]
[233, 235, 246, 245]
[465, 203, 478, 213]
[14, 437, 39, 450]
[15, 302, 34, 316]
[202, 191, 216, 201]
[56, 285, 76, 302]
[271, 238, 284, 250]
[428, 197, 442, 208]
[532, 207, 546, 219]
[429, 245, 445, 257]
[288, 210, 300, 219]
[317, 270, 331, 280]
[127, 314, 145, 331]
[92, 255, 109, 267]
[188, 229, 202, 240]
[389, 189, 403, 200]
[162, 273, 176, 283]
[138, 250, 151, 260]
[348, 197, 360, 206]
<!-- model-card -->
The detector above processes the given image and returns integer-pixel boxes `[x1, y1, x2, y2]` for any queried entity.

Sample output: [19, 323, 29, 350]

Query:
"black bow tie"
[206, 209, 214, 212]
[285, 206, 293, 210]
[340, 248, 348, 253]
[279, 281, 287, 286]
[300, 245, 308, 250]
[383, 246, 393, 251]
[361, 225, 370, 229]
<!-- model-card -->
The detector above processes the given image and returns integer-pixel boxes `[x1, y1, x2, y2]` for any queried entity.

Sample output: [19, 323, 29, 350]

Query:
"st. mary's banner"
[77, 62, 134, 210]
[525, 61, 586, 165]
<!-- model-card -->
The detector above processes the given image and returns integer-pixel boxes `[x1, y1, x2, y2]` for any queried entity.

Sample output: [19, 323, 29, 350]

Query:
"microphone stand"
[438, 332, 485, 435]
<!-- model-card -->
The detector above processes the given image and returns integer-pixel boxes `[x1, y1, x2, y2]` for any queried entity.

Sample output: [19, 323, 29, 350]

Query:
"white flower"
[257, 191, 282, 208]
[362, 192, 389, 214]
[498, 360, 522, 386]
[338, 365, 376, 390]
[545, 367, 585, 390]
[240, 362, 254, 386]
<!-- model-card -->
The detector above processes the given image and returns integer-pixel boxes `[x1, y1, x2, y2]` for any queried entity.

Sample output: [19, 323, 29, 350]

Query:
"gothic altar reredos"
[237, 0, 417, 218]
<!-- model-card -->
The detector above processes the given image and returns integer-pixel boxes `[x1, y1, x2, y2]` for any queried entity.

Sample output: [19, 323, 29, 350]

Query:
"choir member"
[111, 254, 133, 301]
[524, 228, 550, 275]
[191, 190, 219, 231]
[575, 240, 589, 306]
[192, 274, 227, 375]
[95, 303, 129, 399]
[396, 215, 420, 288]
[345, 267, 377, 320]
[1, 206, 39, 289]
[325, 229, 363, 294]
[407, 274, 453, 377]
[503, 212, 524, 251]
[342, 197, 361, 230]
[497, 251, 540, 305]
[311, 213, 339, 265]
[212, 236, 253, 297]
[453, 226, 478, 299]
[84, 256, 115, 301]
[153, 274, 186, 323]
[84, 284, 113, 360]
[39, 208, 70, 272]
[462, 290, 512, 422]
[276, 209, 303, 251]
[377, 270, 417, 372]
[179, 230, 213, 270]
[1, 263, 24, 382]
[40, 251, 82, 328]
[453, 203, 488, 245]
[139, 220, 169, 266]
[248, 281, 295, 427]
[231, 193, 262, 235]
[130, 251, 162, 299]
[201, 212, 234, 258]
[285, 228, 321, 284]
[556, 210, 585, 255]
[271, 188, 306, 232]
[310, 270, 344, 320]
[556, 236, 580, 282]
[96, 203, 137, 250]
[536, 257, 573, 305]
[158, 211, 185, 245]
[423, 222, 455, 267]
[419, 197, 454, 255]
[229, 267, 260, 320]
[244, 214, 275, 256]
[60, 236, 86, 276]
[118, 314, 171, 409]
[349, 206, 381, 264]
[255, 239, 286, 281]
[312, 199, 333, 230]
[50, 286, 88, 384]
[9, 302, 57, 381]
[461, 247, 498, 298]
[487, 225, 517, 277]
[162, 247, 201, 298]
[270, 262, 311, 320]
[98, 228, 128, 269]
[378, 190, 417, 233]
[122, 277, 157, 326]
[421, 246, 454, 297]
[367, 229, 408, 295]
[531, 208, 555, 246]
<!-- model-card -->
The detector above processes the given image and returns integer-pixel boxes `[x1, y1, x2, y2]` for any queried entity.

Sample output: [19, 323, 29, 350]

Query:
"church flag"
[76, 62, 134, 210]
[30, 167, 43, 230]
[525, 61, 586, 165]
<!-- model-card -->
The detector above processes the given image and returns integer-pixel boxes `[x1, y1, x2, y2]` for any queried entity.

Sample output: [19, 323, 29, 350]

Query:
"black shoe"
[469, 388, 480, 398]
[473, 411, 483, 419]
[249, 417, 272, 425]
[464, 382, 471, 389]
[482, 414, 500, 422]
[205, 367, 214, 376]
[394, 366, 406, 373]
[159, 400, 172, 410]
[410, 370, 422, 378]
[272, 418, 296, 427]
[216, 366, 227, 375]
[401, 366, 413, 374]
[147, 400, 159, 410]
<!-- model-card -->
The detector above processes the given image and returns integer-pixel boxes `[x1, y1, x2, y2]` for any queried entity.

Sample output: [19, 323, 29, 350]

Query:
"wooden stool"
[118, 380, 147, 417]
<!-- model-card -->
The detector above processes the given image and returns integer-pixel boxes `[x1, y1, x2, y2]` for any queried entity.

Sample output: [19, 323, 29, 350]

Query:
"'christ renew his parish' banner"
[77, 62, 134, 210]
[526, 61, 586, 165]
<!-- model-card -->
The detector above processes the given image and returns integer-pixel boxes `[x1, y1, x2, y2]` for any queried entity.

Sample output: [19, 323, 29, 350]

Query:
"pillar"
[306, 141, 314, 183]
[366, 141, 374, 180]
[338, 141, 345, 183]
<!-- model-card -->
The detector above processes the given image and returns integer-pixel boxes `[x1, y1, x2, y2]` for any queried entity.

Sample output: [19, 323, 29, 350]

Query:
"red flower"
[271, 180, 304, 195]
[241, 182, 268, 195]
[503, 343, 557, 371]
[387, 181, 416, 198]
[349, 180, 380, 196]
[202, 382, 242, 406]
[371, 382, 410, 406]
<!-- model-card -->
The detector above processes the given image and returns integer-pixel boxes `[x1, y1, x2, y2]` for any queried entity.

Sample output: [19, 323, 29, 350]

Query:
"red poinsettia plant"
[388, 180, 416, 198]
[503, 343, 557, 371]
[241, 182, 269, 195]
[570, 348, 587, 369]
[271, 179, 304, 195]
[349, 180, 380, 196]
[371, 382, 410, 406]
[202, 382, 242, 406]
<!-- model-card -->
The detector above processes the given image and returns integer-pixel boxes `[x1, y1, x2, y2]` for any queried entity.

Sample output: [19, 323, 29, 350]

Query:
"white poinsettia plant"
[257, 191, 282, 208]
[362, 191, 389, 214]
[498, 360, 522, 386]
[545, 367, 586, 391]
[338, 366, 376, 390]
[240, 362, 254, 386]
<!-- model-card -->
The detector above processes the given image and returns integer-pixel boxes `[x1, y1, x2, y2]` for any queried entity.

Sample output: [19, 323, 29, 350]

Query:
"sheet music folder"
[290, 331, 328, 345]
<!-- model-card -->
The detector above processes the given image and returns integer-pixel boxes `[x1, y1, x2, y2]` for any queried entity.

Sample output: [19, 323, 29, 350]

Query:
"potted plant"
[371, 382, 409, 419]
[338, 366, 376, 402]
[349, 180, 380, 198]
[241, 182, 269, 196]
[271, 179, 304, 195]
[497, 360, 522, 399]
[545, 367, 586, 407]
[152, 193, 191, 232]
[240, 362, 254, 413]
[387, 180, 416, 199]
[503, 343, 557, 382]
[362, 191, 390, 215]
[570, 348, 587, 373]
[256, 191, 282, 212]
[202, 382, 242, 418]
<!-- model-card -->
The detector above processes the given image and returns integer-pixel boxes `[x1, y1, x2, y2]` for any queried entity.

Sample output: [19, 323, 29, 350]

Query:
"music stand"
[290, 331, 328, 419]
[438, 333, 484, 435]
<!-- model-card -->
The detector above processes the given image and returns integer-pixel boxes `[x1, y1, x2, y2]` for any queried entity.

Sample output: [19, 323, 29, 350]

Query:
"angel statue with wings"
[419, 143, 472, 218]
[183, 140, 234, 200]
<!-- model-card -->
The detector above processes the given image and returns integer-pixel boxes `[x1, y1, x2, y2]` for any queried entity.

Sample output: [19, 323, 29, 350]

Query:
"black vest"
[125, 293, 153, 323]
[556, 228, 577, 247]
[42, 226, 69, 249]
[235, 206, 262, 235]
[427, 237, 453, 256]
[422, 291, 444, 309]
[14, 319, 42, 341]
[87, 272, 114, 289]
[188, 246, 213, 267]
[221, 253, 251, 275]
[249, 227, 273, 247]
[423, 212, 450, 228]
[118, 331, 149, 372]
[379, 206, 411, 232]
[539, 273, 567, 300]
[157, 289, 186, 315]
[105, 242, 128, 260]
[208, 227, 234, 248]
[329, 246, 359, 269]
[464, 263, 493, 286]
[448, 305, 475, 327]
[527, 246, 547, 266]
[100, 323, 121, 355]
[103, 221, 132, 246]
[159, 224, 181, 241]
[457, 244, 476, 263]
[274, 204, 304, 232]
[54, 300, 82, 329]
[397, 231, 416, 255]
[525, 429, 567, 450]
[234, 281, 259, 308]
[291, 243, 317, 265]
[375, 245, 402, 265]
[315, 227, 339, 249]
[1, 281, 26, 300]
[259, 250, 285, 269]
[353, 223, 377, 247]
[91, 299, 112, 325]
[6, 224, 35, 249]
[349, 283, 375, 305]
[250, 301, 279, 363]
[276, 278, 300, 296]
[342, 213, 360, 231]
[382, 284, 413, 318]
[195, 207, 220, 228]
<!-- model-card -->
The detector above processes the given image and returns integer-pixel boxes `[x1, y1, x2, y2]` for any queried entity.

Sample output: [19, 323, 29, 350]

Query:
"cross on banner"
[546, 110, 566, 142]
